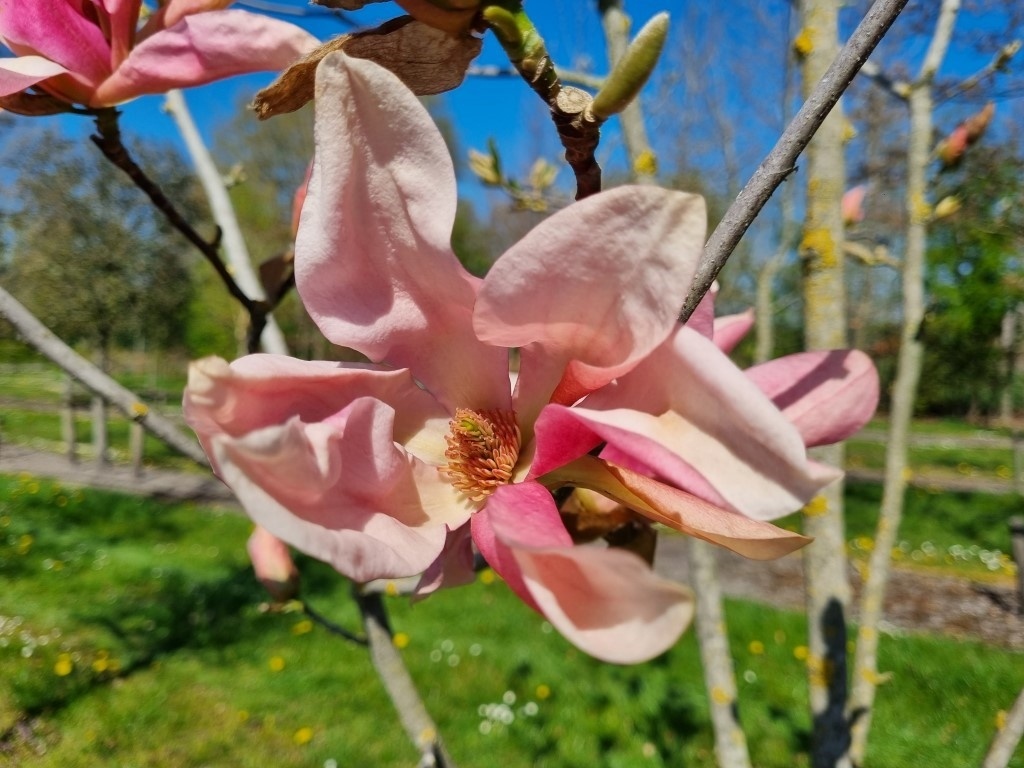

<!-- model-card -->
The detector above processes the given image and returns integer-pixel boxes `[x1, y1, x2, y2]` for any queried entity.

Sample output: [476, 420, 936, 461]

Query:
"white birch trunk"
[848, 2, 960, 762]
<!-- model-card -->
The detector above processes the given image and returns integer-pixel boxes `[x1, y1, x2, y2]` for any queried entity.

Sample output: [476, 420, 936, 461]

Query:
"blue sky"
[34, 0, 1024, 217]
[53, 1, 683, 193]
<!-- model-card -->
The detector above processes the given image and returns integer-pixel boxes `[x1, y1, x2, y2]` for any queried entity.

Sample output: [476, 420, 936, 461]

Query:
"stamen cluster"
[442, 408, 521, 501]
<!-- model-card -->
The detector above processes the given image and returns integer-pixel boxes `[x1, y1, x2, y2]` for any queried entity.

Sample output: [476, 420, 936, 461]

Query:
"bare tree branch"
[982, 685, 1024, 768]
[680, 0, 910, 323]
[164, 89, 291, 356]
[354, 589, 458, 768]
[89, 109, 257, 319]
[0, 285, 208, 467]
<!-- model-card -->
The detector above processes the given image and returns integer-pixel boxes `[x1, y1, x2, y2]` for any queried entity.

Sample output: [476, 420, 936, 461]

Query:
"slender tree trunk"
[849, 3, 959, 762]
[981, 685, 1024, 768]
[597, 0, 657, 180]
[598, 5, 749, 765]
[164, 89, 290, 357]
[798, 1, 851, 766]
[1000, 306, 1018, 424]
[689, 538, 751, 768]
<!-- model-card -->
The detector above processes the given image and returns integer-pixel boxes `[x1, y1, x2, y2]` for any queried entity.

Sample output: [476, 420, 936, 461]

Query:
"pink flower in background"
[247, 525, 300, 602]
[0, 0, 318, 109]
[184, 53, 878, 663]
[841, 185, 867, 227]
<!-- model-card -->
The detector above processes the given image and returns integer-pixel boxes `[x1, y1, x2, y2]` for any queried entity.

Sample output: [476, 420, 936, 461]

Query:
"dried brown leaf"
[253, 16, 481, 120]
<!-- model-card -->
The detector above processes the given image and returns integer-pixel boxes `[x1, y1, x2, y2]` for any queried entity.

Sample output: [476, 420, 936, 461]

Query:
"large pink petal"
[474, 482, 694, 664]
[90, 9, 318, 105]
[543, 327, 841, 520]
[714, 309, 754, 354]
[294, 52, 510, 412]
[745, 349, 879, 447]
[95, 0, 143, 67]
[414, 524, 476, 597]
[208, 397, 470, 582]
[0, 0, 111, 84]
[138, 0, 233, 39]
[183, 355, 450, 457]
[0, 56, 69, 96]
[475, 186, 706, 421]
[540, 456, 811, 560]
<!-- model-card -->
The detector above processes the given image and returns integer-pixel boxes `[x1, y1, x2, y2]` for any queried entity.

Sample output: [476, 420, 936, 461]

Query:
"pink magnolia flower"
[184, 53, 878, 663]
[0, 0, 318, 110]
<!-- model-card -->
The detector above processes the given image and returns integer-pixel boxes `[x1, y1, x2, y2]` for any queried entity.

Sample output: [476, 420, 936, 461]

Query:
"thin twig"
[353, 588, 457, 768]
[302, 600, 368, 646]
[89, 108, 257, 317]
[679, 0, 910, 323]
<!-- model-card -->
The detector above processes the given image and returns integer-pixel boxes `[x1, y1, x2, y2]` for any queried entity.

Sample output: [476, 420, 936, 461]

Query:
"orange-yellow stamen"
[442, 408, 521, 501]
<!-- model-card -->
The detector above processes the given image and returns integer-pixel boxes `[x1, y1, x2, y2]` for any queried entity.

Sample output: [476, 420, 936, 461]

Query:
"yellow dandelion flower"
[479, 569, 496, 585]
[392, 632, 410, 650]
[748, 641, 765, 655]
[793, 645, 810, 661]
[293, 727, 314, 745]
[269, 656, 286, 672]
[535, 684, 551, 700]
[291, 620, 313, 636]
[54, 654, 74, 677]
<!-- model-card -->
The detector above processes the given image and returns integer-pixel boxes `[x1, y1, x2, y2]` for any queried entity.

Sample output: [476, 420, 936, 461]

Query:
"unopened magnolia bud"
[963, 101, 994, 143]
[469, 149, 502, 185]
[590, 12, 669, 120]
[841, 185, 867, 226]
[248, 526, 301, 602]
[935, 125, 968, 168]
[528, 158, 558, 191]
[933, 196, 961, 220]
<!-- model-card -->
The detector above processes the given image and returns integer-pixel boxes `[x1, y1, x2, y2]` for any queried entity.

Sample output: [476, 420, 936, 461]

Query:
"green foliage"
[0, 130, 200, 360]
[1, 476, 1021, 767]
[920, 143, 1024, 416]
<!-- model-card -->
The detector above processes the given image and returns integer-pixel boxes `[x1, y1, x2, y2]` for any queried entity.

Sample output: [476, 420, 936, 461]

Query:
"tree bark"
[848, 2, 960, 763]
[798, 1, 851, 766]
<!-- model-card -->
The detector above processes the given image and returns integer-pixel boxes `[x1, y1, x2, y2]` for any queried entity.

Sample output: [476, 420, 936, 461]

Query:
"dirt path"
[3, 445, 1022, 650]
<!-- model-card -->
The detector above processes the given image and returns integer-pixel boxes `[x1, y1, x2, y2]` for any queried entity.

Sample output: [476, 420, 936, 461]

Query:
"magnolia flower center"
[442, 408, 521, 501]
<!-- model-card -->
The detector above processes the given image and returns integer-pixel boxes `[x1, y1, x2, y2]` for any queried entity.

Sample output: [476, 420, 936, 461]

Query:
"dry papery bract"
[253, 16, 482, 119]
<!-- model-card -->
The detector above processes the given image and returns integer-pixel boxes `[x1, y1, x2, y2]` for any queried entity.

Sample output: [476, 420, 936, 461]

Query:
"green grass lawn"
[1, 475, 1021, 767]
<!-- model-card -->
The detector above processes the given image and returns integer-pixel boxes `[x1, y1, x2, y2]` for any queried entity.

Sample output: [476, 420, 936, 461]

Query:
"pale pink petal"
[209, 396, 469, 582]
[475, 186, 706, 420]
[0, 0, 111, 83]
[96, 0, 143, 67]
[414, 524, 475, 597]
[745, 349, 879, 447]
[714, 309, 754, 354]
[247, 525, 300, 601]
[183, 355, 450, 453]
[295, 52, 509, 412]
[540, 456, 811, 560]
[687, 288, 716, 339]
[538, 327, 841, 520]
[475, 482, 694, 664]
[90, 10, 319, 105]
[0, 56, 70, 97]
